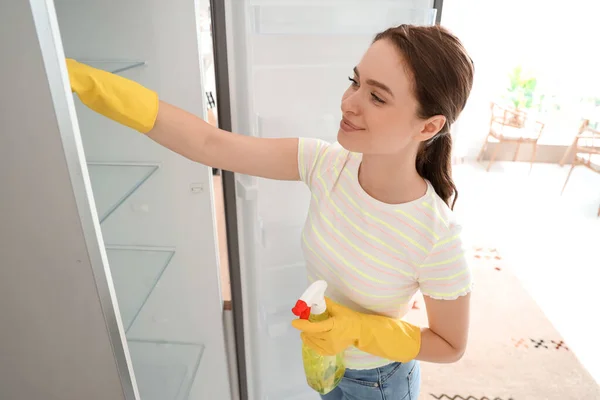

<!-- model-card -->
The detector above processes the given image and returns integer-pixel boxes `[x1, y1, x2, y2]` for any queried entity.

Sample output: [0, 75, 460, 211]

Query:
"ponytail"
[416, 132, 458, 210]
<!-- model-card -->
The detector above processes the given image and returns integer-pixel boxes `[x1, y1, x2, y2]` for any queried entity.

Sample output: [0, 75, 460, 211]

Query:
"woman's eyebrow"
[354, 66, 394, 98]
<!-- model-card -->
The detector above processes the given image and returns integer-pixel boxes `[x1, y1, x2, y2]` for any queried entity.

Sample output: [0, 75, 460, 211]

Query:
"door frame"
[209, 1, 249, 399]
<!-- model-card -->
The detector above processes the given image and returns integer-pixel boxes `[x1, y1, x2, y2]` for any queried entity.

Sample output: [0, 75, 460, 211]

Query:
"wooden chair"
[560, 119, 600, 216]
[477, 102, 545, 172]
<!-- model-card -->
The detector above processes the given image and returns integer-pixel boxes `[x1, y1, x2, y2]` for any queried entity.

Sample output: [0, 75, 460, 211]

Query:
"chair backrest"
[489, 102, 544, 137]
[576, 119, 600, 152]
[490, 102, 526, 128]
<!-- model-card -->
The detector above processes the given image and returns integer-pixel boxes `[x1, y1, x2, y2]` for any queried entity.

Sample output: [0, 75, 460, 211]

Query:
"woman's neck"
[358, 151, 427, 205]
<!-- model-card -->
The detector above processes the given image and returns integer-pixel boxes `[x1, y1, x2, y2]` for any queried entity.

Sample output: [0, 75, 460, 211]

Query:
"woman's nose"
[341, 90, 361, 115]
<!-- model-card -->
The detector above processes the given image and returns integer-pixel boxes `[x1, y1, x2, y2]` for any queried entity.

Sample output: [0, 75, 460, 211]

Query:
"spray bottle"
[292, 280, 345, 395]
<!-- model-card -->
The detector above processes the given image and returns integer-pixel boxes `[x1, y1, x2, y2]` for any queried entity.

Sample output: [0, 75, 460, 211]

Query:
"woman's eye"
[371, 93, 385, 104]
[347, 76, 384, 104]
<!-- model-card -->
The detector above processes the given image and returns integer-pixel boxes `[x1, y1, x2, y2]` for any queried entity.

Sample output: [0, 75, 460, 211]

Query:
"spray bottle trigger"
[292, 300, 311, 320]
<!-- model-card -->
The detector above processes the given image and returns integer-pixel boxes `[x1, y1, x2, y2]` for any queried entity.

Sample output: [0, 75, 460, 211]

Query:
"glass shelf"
[127, 339, 204, 400]
[106, 246, 174, 332]
[87, 163, 159, 223]
[252, 5, 437, 35]
[79, 60, 146, 74]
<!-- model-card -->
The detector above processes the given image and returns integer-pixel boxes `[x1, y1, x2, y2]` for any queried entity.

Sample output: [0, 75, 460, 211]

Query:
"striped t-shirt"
[297, 138, 473, 370]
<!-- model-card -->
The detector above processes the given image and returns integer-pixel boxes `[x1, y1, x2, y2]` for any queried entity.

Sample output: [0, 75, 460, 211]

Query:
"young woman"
[67, 24, 474, 400]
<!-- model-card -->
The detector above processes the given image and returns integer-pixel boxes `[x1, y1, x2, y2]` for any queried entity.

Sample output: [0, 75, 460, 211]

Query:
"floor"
[451, 160, 600, 385]
[412, 243, 600, 400]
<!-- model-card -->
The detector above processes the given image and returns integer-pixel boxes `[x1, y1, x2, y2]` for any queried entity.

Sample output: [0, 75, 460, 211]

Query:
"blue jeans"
[320, 360, 420, 400]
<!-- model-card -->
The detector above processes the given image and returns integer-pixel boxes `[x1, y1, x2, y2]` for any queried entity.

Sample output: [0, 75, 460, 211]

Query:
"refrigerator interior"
[221, 1, 439, 398]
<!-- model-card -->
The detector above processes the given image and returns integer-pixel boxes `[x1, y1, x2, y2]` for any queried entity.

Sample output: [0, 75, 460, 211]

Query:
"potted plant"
[506, 65, 538, 109]
[501, 65, 542, 126]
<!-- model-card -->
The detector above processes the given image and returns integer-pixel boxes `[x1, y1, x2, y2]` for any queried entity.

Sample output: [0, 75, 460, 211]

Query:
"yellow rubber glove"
[292, 297, 421, 363]
[65, 58, 159, 133]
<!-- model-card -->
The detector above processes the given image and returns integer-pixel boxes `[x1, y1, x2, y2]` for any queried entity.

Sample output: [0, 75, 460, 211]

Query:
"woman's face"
[337, 39, 442, 155]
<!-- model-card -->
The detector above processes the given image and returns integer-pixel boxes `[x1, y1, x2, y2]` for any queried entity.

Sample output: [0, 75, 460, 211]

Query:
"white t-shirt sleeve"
[417, 226, 474, 300]
[297, 137, 331, 190]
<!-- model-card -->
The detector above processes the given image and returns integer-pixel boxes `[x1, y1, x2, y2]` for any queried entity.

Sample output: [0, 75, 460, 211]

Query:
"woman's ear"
[416, 115, 446, 143]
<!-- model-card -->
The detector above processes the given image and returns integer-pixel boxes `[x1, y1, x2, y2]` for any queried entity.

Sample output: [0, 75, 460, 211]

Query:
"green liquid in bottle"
[302, 310, 346, 394]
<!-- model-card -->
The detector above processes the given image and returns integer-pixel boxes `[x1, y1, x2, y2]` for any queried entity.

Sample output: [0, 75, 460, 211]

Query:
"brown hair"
[373, 25, 474, 210]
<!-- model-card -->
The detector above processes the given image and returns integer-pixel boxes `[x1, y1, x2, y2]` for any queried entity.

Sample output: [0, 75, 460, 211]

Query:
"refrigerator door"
[222, 1, 437, 399]
[53, 1, 231, 399]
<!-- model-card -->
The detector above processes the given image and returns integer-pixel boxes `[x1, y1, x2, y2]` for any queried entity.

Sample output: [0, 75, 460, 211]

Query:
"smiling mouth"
[340, 117, 364, 132]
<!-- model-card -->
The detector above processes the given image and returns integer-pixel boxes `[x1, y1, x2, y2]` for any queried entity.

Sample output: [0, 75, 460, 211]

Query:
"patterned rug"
[404, 246, 600, 400]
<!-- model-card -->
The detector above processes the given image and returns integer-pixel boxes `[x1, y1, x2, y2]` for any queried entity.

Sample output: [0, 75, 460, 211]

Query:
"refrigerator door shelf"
[251, 66, 349, 119]
[252, 4, 437, 35]
[87, 162, 160, 223]
[253, 113, 339, 141]
[258, 262, 308, 308]
[106, 246, 174, 333]
[127, 339, 205, 400]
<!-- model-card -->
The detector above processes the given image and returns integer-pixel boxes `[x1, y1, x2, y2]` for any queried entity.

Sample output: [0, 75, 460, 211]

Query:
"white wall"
[0, 1, 133, 399]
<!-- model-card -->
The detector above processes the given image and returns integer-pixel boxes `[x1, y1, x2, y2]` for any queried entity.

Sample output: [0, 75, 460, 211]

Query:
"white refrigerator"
[214, 1, 441, 399]
[1, 1, 441, 400]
